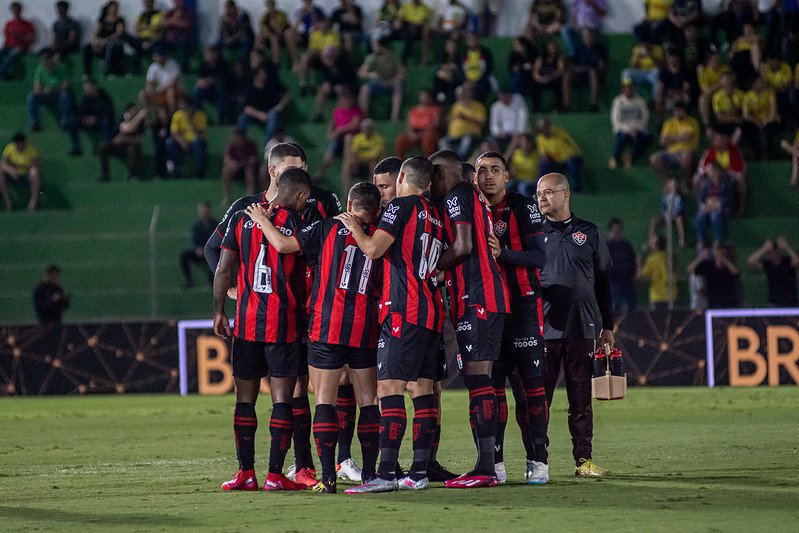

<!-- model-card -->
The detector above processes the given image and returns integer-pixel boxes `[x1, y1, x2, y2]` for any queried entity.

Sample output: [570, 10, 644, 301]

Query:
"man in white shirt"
[609, 78, 651, 169]
[142, 45, 182, 111]
[489, 87, 529, 150]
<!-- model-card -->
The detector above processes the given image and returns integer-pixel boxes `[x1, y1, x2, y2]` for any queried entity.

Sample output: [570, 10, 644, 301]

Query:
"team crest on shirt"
[572, 231, 587, 246]
[494, 220, 507, 236]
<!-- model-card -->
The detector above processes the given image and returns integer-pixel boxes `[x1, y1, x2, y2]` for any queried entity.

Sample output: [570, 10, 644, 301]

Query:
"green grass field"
[1, 388, 798, 532]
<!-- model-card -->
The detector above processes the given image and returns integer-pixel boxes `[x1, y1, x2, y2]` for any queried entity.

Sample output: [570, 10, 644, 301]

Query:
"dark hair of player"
[401, 156, 435, 189]
[462, 162, 475, 181]
[429, 149, 464, 181]
[476, 151, 508, 170]
[348, 182, 381, 213]
[277, 167, 312, 194]
[268, 142, 307, 166]
[373, 156, 402, 178]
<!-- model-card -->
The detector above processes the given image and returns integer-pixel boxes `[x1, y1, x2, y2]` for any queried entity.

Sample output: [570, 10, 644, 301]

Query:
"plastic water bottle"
[592, 348, 607, 378]
[609, 348, 625, 376]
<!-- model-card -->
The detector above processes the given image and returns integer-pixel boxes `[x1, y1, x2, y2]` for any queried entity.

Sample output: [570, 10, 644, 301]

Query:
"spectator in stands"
[218, 0, 254, 58]
[27, 49, 73, 134]
[710, 73, 744, 140]
[438, 84, 486, 159]
[747, 236, 799, 307]
[650, 176, 686, 247]
[0, 2, 35, 80]
[634, 0, 673, 43]
[238, 66, 290, 143]
[679, 24, 708, 88]
[396, 0, 433, 65]
[525, 0, 564, 39]
[687, 240, 708, 309]
[193, 46, 232, 124]
[474, 0, 500, 35]
[142, 45, 182, 113]
[695, 162, 735, 244]
[741, 75, 779, 159]
[313, 46, 357, 122]
[162, 0, 195, 70]
[395, 88, 441, 158]
[460, 32, 494, 102]
[33, 265, 70, 324]
[721, 0, 757, 41]
[665, 0, 702, 44]
[638, 234, 675, 313]
[297, 16, 341, 94]
[358, 38, 405, 122]
[67, 77, 115, 157]
[650, 100, 699, 179]
[347, 118, 385, 186]
[434, 0, 469, 41]
[561, 0, 607, 57]
[688, 243, 741, 308]
[166, 99, 207, 179]
[373, 0, 401, 42]
[780, 130, 799, 188]
[694, 127, 746, 213]
[729, 22, 761, 89]
[256, 0, 291, 66]
[98, 103, 146, 182]
[433, 37, 463, 104]
[697, 48, 730, 127]
[489, 87, 528, 150]
[82, 1, 127, 77]
[607, 218, 638, 317]
[504, 133, 538, 196]
[508, 36, 536, 97]
[131, 0, 163, 73]
[317, 88, 363, 179]
[0, 132, 40, 211]
[760, 56, 793, 119]
[610, 77, 652, 169]
[622, 38, 664, 99]
[51, 1, 81, 59]
[532, 38, 569, 111]
[331, 0, 365, 55]
[221, 127, 258, 205]
[570, 28, 607, 111]
[180, 201, 218, 289]
[656, 47, 691, 118]
[536, 117, 584, 190]
[288, 0, 326, 68]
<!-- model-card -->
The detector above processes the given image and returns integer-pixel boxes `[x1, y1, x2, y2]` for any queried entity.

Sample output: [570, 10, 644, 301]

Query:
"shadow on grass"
[0, 505, 199, 528]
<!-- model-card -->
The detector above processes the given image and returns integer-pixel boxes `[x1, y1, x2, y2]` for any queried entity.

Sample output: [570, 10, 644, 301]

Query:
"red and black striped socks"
[525, 378, 549, 464]
[464, 374, 497, 476]
[409, 394, 438, 481]
[291, 395, 314, 470]
[312, 403, 338, 482]
[336, 384, 357, 464]
[357, 405, 380, 481]
[268, 402, 293, 474]
[234, 402, 257, 472]
[493, 387, 509, 464]
[376, 395, 406, 480]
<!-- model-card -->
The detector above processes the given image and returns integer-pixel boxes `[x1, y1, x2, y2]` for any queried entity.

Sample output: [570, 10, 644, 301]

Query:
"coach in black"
[537, 172, 614, 477]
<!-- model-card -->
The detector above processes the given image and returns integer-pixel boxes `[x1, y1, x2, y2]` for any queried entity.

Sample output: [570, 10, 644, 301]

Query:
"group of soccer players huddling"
[206, 141, 550, 494]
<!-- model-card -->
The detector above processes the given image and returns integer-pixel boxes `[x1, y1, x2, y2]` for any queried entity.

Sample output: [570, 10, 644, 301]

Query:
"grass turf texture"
[1, 387, 797, 531]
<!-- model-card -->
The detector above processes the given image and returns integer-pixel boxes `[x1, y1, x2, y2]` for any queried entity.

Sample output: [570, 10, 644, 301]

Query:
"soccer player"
[372, 156, 401, 209]
[474, 151, 550, 485]
[429, 149, 510, 489]
[338, 157, 446, 493]
[245, 182, 383, 494]
[214, 168, 313, 492]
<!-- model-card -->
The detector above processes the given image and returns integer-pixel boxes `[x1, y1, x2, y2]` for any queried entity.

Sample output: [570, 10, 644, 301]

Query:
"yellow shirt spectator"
[308, 29, 341, 52]
[743, 89, 777, 123]
[536, 126, 581, 163]
[510, 149, 539, 182]
[170, 110, 208, 143]
[447, 100, 486, 138]
[698, 64, 730, 92]
[630, 43, 663, 71]
[398, 2, 432, 25]
[351, 131, 385, 162]
[645, 0, 673, 21]
[660, 116, 699, 154]
[761, 62, 792, 91]
[711, 88, 744, 118]
[641, 250, 675, 303]
[136, 10, 164, 40]
[2, 141, 40, 174]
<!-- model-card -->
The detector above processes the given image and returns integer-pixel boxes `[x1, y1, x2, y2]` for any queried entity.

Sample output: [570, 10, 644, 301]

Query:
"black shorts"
[494, 298, 545, 383]
[434, 337, 449, 382]
[308, 341, 376, 370]
[454, 306, 505, 364]
[231, 338, 307, 379]
[377, 313, 441, 382]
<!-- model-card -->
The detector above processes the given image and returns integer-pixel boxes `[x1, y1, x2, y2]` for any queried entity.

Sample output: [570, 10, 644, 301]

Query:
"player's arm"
[437, 222, 472, 271]
[245, 203, 301, 254]
[204, 226, 225, 272]
[213, 249, 237, 338]
[593, 234, 615, 347]
[496, 233, 546, 268]
[336, 212, 394, 259]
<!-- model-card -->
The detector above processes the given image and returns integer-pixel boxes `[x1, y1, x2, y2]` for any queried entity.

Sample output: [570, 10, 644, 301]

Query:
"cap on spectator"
[621, 76, 634, 87]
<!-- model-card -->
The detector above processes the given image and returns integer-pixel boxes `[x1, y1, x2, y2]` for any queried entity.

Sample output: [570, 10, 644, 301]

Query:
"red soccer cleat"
[294, 467, 318, 488]
[444, 472, 498, 489]
[263, 472, 306, 491]
[222, 469, 259, 491]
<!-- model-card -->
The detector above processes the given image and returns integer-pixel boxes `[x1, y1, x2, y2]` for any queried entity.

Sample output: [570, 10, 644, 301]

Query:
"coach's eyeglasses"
[533, 189, 567, 202]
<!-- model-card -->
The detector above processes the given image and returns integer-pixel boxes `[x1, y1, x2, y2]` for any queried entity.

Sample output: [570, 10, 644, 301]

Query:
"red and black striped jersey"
[443, 182, 510, 320]
[304, 185, 343, 222]
[221, 205, 307, 343]
[376, 195, 446, 333]
[489, 190, 545, 301]
[295, 217, 380, 349]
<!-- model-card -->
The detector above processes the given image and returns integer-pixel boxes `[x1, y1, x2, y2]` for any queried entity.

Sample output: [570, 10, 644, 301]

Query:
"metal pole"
[665, 210, 674, 310]
[149, 205, 161, 320]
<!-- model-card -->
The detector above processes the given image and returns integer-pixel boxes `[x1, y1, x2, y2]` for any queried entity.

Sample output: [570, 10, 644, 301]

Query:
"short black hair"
[401, 157, 435, 189]
[269, 142, 307, 166]
[475, 151, 508, 170]
[429, 149, 463, 181]
[462, 162, 475, 181]
[373, 156, 402, 178]
[56, 1, 70, 10]
[12, 131, 25, 143]
[655, 236, 667, 250]
[608, 218, 623, 229]
[277, 167, 311, 195]
[348, 182, 381, 213]
[45, 264, 61, 275]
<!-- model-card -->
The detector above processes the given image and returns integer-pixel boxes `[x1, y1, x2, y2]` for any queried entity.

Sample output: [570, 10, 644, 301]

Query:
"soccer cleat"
[221, 469, 259, 491]
[575, 458, 609, 477]
[263, 472, 305, 491]
[294, 467, 318, 488]
[444, 472, 498, 489]
[311, 477, 337, 494]
[398, 476, 429, 490]
[494, 462, 507, 484]
[343, 477, 399, 494]
[427, 461, 458, 482]
[285, 464, 296, 481]
[336, 458, 363, 482]
[526, 460, 549, 485]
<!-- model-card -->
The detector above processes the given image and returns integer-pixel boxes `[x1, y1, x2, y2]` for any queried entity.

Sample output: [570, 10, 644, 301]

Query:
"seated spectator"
[680, 24, 708, 85]
[622, 38, 664, 99]
[313, 46, 358, 122]
[729, 22, 761, 89]
[697, 48, 730, 127]
[82, 1, 127, 77]
[504, 133, 539, 197]
[656, 48, 691, 117]
[331, 0, 365, 55]
[162, 0, 195, 70]
[33, 265, 70, 324]
[358, 38, 405, 122]
[687, 243, 741, 308]
[0, 2, 36, 80]
[98, 103, 147, 182]
[180, 201, 218, 288]
[637, 234, 675, 313]
[142, 45, 182, 113]
[432, 37, 463, 104]
[610, 78, 652, 169]
[346, 118, 385, 187]
[27, 49, 73, 133]
[192, 46, 232, 124]
[780, 129, 799, 188]
[741, 76, 779, 159]
[535, 117, 584, 191]
[51, 1, 81, 59]
[721, 0, 757, 42]
[438, 84, 486, 160]
[221, 128, 258, 205]
[746, 237, 799, 307]
[475, 0, 501, 35]
[317, 89, 363, 179]
[634, 0, 673, 43]
[570, 28, 608, 111]
[460, 32, 494, 102]
[395, 0, 433, 65]
[395, 89, 441, 158]
[166, 99, 208, 179]
[67, 77, 115, 157]
[434, 0, 469, 41]
[760, 56, 793, 118]
[131, 0, 163, 73]
[532, 39, 569, 111]
[508, 36, 536, 96]
[649, 176, 685, 247]
[606, 218, 638, 317]
[255, 0, 291, 66]
[372, 0, 401, 42]
[288, 0, 325, 68]
[649, 100, 699, 179]
[525, 0, 564, 39]
[694, 162, 735, 244]
[694, 127, 746, 212]
[665, 0, 702, 44]
[489, 87, 529, 150]
[710, 73, 744, 138]
[0, 132, 40, 211]
[218, 0, 254, 58]
[560, 0, 607, 58]
[297, 16, 341, 94]
[237, 66, 290, 143]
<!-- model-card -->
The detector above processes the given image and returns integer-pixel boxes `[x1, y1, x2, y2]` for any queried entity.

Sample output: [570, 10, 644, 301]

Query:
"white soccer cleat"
[336, 458, 363, 482]
[526, 460, 549, 485]
[285, 464, 296, 481]
[494, 462, 507, 484]
[344, 477, 398, 494]
[398, 476, 429, 490]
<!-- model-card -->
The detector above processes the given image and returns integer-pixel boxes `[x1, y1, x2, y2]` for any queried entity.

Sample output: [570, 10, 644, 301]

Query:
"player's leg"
[290, 355, 316, 486]
[335, 367, 358, 475]
[491, 319, 514, 483]
[425, 329, 457, 481]
[307, 342, 343, 493]
[349, 358, 379, 483]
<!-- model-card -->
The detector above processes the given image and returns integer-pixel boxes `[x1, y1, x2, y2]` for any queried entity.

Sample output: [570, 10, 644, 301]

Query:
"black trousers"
[180, 250, 212, 285]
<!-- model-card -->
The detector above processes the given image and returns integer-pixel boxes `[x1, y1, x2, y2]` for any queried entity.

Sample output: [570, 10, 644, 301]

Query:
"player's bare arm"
[437, 223, 472, 271]
[245, 203, 300, 254]
[212, 249, 237, 338]
[336, 212, 394, 259]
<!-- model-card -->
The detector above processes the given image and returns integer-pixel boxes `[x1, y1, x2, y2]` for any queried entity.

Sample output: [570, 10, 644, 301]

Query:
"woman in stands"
[82, 1, 128, 77]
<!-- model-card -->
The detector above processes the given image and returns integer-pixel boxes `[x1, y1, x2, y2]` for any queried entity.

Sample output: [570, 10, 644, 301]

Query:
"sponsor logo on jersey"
[494, 220, 507, 236]
[446, 196, 461, 218]
[378, 338, 386, 349]
[528, 204, 541, 223]
[572, 231, 587, 246]
[418, 210, 428, 220]
[382, 204, 400, 224]
[513, 336, 539, 348]
[456, 321, 472, 332]
[278, 226, 293, 236]
[337, 227, 350, 235]
[244, 220, 255, 229]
